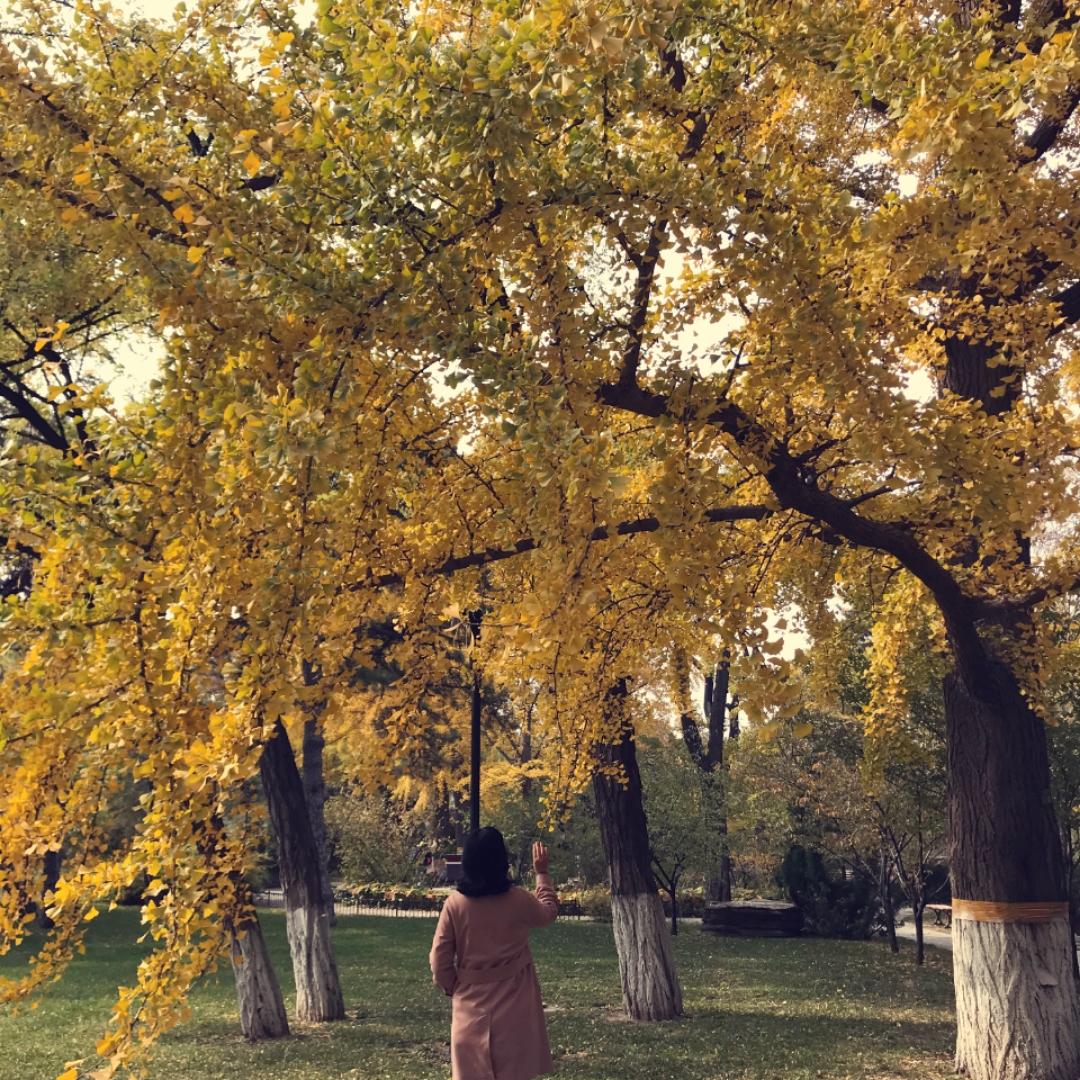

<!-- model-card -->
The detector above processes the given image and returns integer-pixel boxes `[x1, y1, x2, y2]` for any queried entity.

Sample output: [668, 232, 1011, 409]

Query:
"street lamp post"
[468, 610, 483, 835]
[470, 671, 482, 835]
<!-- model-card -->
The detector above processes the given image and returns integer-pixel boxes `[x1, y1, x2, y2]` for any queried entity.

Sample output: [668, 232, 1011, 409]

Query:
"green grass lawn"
[0, 910, 957, 1079]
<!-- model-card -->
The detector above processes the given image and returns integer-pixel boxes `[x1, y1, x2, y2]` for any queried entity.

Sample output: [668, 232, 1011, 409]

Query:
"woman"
[429, 828, 559, 1080]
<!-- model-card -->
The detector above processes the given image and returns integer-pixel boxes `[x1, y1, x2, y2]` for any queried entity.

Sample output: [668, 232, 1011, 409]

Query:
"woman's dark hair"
[457, 826, 513, 897]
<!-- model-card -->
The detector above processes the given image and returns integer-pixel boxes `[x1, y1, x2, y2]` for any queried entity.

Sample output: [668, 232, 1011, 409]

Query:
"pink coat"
[430, 875, 559, 1080]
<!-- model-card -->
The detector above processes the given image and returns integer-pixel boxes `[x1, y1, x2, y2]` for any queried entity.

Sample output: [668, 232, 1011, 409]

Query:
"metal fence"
[254, 889, 592, 920]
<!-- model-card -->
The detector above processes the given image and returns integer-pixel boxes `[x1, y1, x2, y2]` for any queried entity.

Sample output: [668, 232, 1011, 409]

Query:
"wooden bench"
[928, 903, 952, 928]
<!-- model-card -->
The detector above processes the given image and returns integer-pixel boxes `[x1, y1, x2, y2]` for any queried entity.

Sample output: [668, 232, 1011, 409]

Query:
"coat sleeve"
[429, 900, 458, 995]
[519, 874, 559, 928]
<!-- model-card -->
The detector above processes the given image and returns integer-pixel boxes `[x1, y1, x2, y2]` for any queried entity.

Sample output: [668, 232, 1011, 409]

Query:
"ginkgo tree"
[351, 3, 1077, 1077]
[1, 0, 1079, 1078]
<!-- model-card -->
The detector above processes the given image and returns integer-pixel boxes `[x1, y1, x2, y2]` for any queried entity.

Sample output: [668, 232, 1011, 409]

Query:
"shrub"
[777, 846, 876, 939]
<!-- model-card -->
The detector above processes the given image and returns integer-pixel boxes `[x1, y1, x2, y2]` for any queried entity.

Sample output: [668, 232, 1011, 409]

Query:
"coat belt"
[455, 949, 530, 986]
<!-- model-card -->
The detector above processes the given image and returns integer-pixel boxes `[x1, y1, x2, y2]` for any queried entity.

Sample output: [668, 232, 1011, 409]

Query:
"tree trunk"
[432, 777, 454, 848]
[945, 664, 1080, 1080]
[229, 905, 290, 1040]
[879, 850, 899, 955]
[260, 719, 346, 1023]
[36, 849, 61, 931]
[696, 660, 733, 903]
[1066, 827, 1079, 982]
[913, 902, 925, 967]
[592, 695, 682, 1022]
[715, 848, 733, 902]
[302, 716, 336, 927]
[937, 266, 1080, 1075]
[720, 697, 739, 901]
[1071, 901, 1080, 983]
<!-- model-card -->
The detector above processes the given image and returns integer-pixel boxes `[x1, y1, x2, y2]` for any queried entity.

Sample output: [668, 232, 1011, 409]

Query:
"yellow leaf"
[276, 31, 295, 48]
[60, 207, 80, 222]
[73, 171, 92, 186]
[173, 203, 195, 224]
[187, 246, 207, 264]
[974, 49, 992, 71]
[243, 150, 261, 177]
[602, 36, 624, 59]
[793, 721, 814, 738]
[83, 906, 100, 922]
[56, 1070, 79, 1080]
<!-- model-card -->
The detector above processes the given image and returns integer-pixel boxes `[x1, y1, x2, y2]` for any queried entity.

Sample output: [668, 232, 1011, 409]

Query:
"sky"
[103, 333, 163, 403]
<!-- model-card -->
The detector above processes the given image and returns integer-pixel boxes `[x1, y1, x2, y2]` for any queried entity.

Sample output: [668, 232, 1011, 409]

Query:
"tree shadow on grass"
[156, 1001, 953, 1080]
[547, 1007, 956, 1080]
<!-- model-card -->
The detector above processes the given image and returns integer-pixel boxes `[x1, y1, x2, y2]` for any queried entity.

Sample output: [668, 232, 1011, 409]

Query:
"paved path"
[895, 909, 1080, 964]
[257, 888, 439, 918]
[255, 888, 603, 921]
[894, 908, 954, 953]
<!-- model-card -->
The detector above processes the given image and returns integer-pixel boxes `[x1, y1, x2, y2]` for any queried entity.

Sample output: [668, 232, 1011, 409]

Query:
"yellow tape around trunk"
[952, 899, 1069, 924]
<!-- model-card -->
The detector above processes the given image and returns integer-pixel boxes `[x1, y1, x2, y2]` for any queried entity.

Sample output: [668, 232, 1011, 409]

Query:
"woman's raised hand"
[532, 841, 550, 876]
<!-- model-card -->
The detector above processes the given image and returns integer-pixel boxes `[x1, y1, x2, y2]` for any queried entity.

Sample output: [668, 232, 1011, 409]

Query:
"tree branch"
[0, 378, 67, 450]
[1023, 83, 1080, 163]
[618, 218, 666, 389]
[595, 377, 987, 667]
[353, 503, 770, 591]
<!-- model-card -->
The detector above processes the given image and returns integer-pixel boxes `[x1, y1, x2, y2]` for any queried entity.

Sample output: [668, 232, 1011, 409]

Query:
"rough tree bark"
[228, 889, 290, 1040]
[593, 684, 682, 1021]
[260, 718, 346, 1023]
[946, 661, 1080, 1080]
[939, 229, 1080, 1072]
[301, 661, 336, 927]
[302, 716, 336, 927]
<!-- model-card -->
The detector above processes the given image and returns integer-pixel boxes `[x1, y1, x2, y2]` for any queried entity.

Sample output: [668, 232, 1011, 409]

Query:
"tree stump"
[701, 900, 803, 937]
